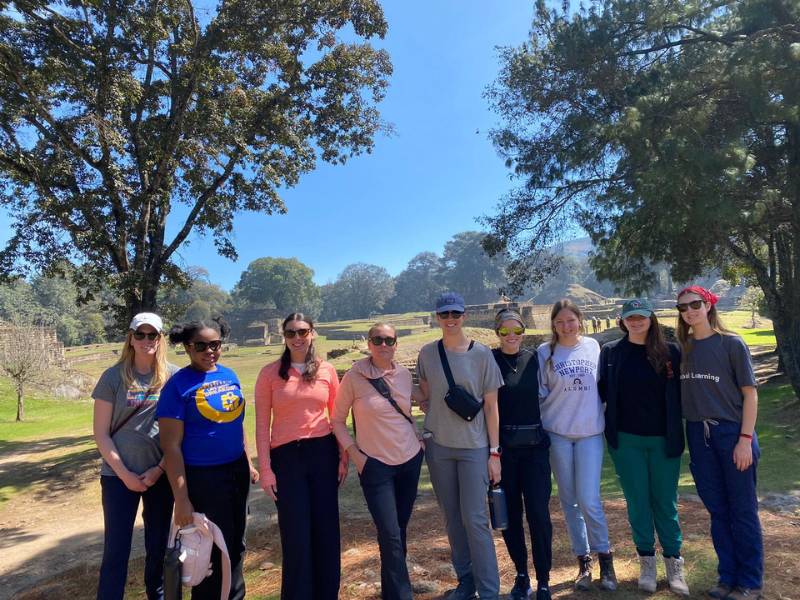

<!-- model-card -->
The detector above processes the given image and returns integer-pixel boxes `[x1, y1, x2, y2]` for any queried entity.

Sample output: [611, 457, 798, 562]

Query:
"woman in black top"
[492, 309, 552, 600]
[598, 299, 688, 596]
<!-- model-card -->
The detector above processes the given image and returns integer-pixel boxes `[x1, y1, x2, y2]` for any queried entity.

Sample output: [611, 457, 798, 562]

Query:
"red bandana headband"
[677, 285, 719, 306]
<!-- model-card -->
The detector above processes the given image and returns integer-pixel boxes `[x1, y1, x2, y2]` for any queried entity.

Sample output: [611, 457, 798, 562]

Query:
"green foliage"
[158, 266, 232, 324]
[442, 231, 509, 303]
[320, 262, 394, 321]
[232, 257, 320, 317]
[384, 252, 445, 313]
[486, 0, 800, 397]
[0, 271, 110, 345]
[0, 0, 392, 324]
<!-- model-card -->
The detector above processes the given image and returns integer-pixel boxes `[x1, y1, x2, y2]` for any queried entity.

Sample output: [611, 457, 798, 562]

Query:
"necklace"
[499, 351, 519, 373]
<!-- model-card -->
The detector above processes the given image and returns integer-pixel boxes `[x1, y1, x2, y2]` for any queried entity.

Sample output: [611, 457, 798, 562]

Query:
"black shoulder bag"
[437, 340, 483, 421]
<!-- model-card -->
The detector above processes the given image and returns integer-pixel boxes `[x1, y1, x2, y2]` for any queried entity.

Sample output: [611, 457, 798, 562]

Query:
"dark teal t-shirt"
[156, 364, 245, 466]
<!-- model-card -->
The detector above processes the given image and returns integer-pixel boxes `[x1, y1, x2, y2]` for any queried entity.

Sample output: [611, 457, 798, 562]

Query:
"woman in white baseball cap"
[92, 312, 179, 600]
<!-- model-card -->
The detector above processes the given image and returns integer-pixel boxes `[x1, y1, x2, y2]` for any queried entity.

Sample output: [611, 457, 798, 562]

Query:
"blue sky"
[0, 1, 540, 291]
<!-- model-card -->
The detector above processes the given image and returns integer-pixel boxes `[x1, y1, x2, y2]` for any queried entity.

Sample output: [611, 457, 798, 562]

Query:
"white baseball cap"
[129, 312, 164, 333]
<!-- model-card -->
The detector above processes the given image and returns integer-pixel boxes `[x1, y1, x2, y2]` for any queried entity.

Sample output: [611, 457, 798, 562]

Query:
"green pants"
[609, 432, 683, 556]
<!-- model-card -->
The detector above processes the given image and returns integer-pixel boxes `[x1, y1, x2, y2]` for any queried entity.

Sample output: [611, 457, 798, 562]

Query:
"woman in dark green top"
[492, 309, 552, 600]
[598, 299, 688, 596]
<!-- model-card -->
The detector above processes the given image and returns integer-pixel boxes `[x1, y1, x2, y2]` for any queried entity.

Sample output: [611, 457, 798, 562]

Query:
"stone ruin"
[0, 322, 65, 366]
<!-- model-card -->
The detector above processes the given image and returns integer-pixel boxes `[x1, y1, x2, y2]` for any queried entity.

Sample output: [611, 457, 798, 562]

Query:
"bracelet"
[489, 451, 501, 458]
[739, 433, 753, 440]
[156, 463, 165, 473]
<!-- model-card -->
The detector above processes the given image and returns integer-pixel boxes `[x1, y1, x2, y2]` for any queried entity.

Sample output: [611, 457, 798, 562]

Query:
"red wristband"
[489, 451, 501, 458]
[739, 433, 753, 439]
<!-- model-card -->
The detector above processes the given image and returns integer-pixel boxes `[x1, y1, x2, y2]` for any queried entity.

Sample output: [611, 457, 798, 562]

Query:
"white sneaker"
[663, 556, 689, 596]
[638, 555, 657, 593]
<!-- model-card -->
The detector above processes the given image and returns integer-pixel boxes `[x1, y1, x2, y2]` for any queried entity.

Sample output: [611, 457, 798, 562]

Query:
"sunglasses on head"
[437, 311, 464, 319]
[370, 335, 397, 346]
[133, 331, 160, 341]
[284, 328, 311, 339]
[497, 326, 525, 336]
[676, 300, 705, 312]
[188, 340, 222, 352]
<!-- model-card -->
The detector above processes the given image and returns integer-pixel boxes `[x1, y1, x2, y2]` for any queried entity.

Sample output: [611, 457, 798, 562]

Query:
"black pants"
[184, 453, 250, 600]
[500, 445, 553, 584]
[359, 450, 423, 600]
[271, 434, 341, 600]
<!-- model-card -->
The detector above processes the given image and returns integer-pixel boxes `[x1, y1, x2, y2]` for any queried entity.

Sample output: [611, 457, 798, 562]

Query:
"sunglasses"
[369, 336, 397, 346]
[437, 311, 464, 319]
[497, 326, 525, 336]
[676, 300, 705, 312]
[133, 331, 160, 341]
[188, 340, 222, 352]
[284, 328, 311, 339]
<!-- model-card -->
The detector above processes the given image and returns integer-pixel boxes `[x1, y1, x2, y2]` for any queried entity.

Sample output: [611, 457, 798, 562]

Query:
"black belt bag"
[437, 340, 483, 421]
[501, 423, 549, 448]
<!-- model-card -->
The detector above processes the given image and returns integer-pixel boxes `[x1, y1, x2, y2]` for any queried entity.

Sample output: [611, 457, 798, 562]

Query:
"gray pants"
[426, 440, 499, 599]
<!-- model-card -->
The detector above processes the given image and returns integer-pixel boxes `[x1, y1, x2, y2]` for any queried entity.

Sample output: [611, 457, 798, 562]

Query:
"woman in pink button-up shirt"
[332, 322, 424, 600]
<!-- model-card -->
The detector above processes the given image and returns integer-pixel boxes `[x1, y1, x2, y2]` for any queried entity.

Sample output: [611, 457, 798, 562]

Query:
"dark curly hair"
[167, 316, 230, 345]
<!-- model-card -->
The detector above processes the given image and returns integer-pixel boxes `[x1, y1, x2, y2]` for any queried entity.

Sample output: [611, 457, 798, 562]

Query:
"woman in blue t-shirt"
[676, 286, 762, 600]
[158, 317, 259, 600]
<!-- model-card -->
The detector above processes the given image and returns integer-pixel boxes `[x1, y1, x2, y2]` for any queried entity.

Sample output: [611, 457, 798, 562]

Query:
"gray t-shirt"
[417, 340, 504, 449]
[92, 362, 179, 476]
[680, 333, 756, 422]
[537, 336, 604, 437]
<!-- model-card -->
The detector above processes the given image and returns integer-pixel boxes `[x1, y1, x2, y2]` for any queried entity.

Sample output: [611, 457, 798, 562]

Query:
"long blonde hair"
[116, 331, 169, 392]
[676, 296, 735, 362]
[546, 299, 585, 370]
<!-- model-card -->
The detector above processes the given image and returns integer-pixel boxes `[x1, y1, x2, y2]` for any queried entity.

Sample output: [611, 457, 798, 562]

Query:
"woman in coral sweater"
[254, 312, 348, 600]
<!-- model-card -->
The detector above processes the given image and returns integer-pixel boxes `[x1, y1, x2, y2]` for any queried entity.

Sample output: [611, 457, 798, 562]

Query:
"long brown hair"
[279, 312, 319, 382]
[676, 294, 735, 362]
[546, 299, 585, 370]
[620, 313, 670, 374]
[116, 329, 169, 392]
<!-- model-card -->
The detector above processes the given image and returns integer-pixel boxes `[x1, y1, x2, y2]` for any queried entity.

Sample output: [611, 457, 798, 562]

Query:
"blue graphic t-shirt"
[156, 364, 245, 466]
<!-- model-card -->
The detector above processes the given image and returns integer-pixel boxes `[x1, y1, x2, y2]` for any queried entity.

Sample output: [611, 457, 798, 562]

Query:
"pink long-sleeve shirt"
[332, 358, 420, 466]
[254, 360, 339, 474]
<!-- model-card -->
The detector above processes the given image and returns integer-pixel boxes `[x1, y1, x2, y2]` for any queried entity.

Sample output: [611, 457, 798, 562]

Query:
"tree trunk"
[16, 388, 24, 422]
[771, 311, 800, 400]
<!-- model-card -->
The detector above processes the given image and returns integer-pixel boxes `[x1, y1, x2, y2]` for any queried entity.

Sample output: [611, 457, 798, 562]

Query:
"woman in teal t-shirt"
[158, 317, 259, 600]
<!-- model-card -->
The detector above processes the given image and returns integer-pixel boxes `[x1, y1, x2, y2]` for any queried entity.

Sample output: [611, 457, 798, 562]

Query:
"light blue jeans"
[548, 432, 611, 555]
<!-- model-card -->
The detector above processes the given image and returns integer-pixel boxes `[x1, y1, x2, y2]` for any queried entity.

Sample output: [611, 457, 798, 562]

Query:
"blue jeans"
[426, 440, 499, 600]
[548, 432, 610, 555]
[359, 449, 423, 600]
[686, 420, 763, 589]
[97, 474, 173, 600]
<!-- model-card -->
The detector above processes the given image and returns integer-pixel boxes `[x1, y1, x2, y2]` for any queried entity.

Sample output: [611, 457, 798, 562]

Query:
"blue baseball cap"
[435, 292, 465, 313]
[620, 298, 654, 319]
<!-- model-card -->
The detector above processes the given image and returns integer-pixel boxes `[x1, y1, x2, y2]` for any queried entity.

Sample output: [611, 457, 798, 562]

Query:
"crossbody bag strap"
[366, 377, 415, 426]
[437, 339, 457, 388]
[436, 339, 474, 387]
[109, 388, 151, 438]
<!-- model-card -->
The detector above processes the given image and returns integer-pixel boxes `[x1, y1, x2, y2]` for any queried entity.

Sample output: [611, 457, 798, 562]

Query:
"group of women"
[92, 285, 764, 600]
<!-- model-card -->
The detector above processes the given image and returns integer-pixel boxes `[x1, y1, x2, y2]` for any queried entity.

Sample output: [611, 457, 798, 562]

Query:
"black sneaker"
[536, 585, 552, 600]
[446, 577, 478, 600]
[510, 574, 532, 599]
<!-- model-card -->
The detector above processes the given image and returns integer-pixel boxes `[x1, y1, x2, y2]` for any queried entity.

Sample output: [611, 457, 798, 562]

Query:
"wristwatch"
[489, 445, 502, 457]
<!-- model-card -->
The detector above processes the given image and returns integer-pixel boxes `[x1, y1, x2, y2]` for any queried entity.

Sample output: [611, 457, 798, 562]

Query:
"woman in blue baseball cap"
[598, 299, 688, 595]
[416, 292, 505, 600]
